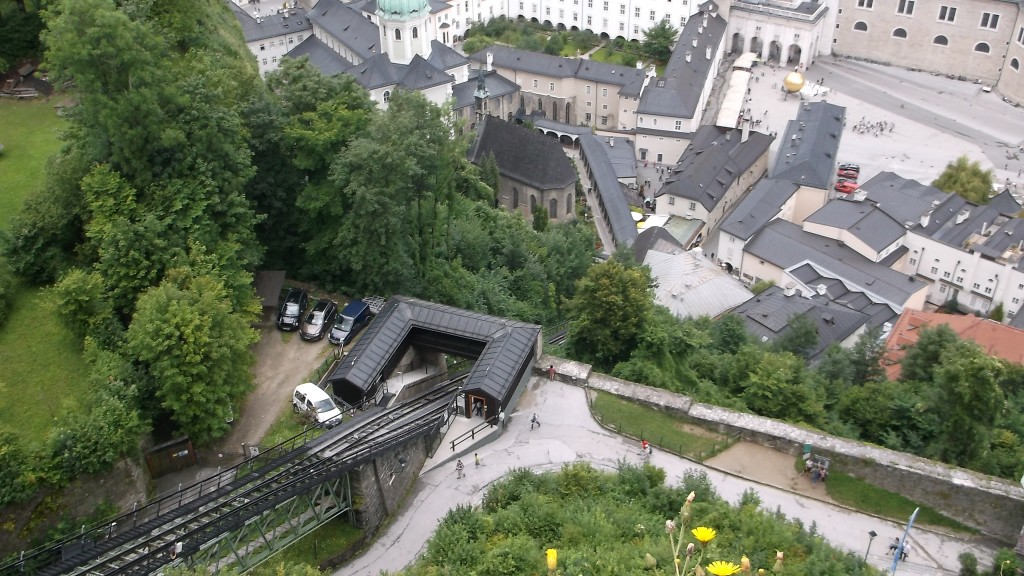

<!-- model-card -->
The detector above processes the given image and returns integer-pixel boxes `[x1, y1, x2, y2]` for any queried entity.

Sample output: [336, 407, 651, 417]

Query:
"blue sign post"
[890, 507, 920, 575]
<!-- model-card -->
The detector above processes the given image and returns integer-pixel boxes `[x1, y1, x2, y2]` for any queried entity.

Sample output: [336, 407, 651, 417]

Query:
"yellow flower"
[741, 555, 751, 573]
[706, 561, 742, 576]
[691, 526, 717, 545]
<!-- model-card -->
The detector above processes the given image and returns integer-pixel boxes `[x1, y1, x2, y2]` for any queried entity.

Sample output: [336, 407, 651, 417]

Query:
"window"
[533, 79, 539, 88]
[652, 118, 657, 125]
[634, 25, 639, 34]
[297, 34, 304, 41]
[545, 7, 550, 14]
[854, 21, 868, 31]
[939, 285, 947, 293]
[395, 29, 402, 40]
[931, 267, 939, 275]
[602, 1, 608, 10]
[1012, 58, 1020, 71]
[909, 258, 917, 265]
[857, 0, 872, 7]
[587, 0, 592, 6]
[896, 0, 914, 15]
[892, 27, 907, 38]
[938, 5, 955, 22]
[650, 10, 655, 20]
[602, 88, 608, 96]
[619, 22, 624, 31]
[519, 1, 524, 8]
[602, 104, 608, 109]
[956, 276, 964, 284]
[985, 287, 993, 294]
[262, 58, 268, 65]
[289, 36, 295, 44]
[549, 82, 555, 91]
[600, 115, 608, 125]
[567, 195, 572, 215]
[933, 35, 948, 45]
[674, 120, 681, 130]
[1018, 26, 1024, 46]
[689, 201, 696, 210]
[635, 7, 640, 16]
[559, 9, 563, 17]
[586, 100, 592, 107]
[586, 85, 591, 94]
[980, 12, 999, 29]
[973, 282, 981, 290]
[619, 4, 625, 14]
[271, 56, 277, 63]
[680, 16, 685, 26]
[512, 187, 519, 208]
[943, 271, 951, 278]
[259, 43, 266, 51]
[1015, 297, 1021, 304]
[412, 27, 418, 38]
[383, 90, 391, 103]
[668, 197, 675, 205]
[585, 112, 592, 122]
[587, 15, 592, 24]
[974, 42, 990, 53]
[550, 198, 558, 219]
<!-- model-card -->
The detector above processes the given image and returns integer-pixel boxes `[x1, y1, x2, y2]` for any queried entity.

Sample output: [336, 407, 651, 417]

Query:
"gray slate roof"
[656, 125, 772, 212]
[328, 296, 541, 406]
[770, 101, 845, 189]
[633, 226, 684, 262]
[232, 4, 313, 43]
[467, 45, 646, 94]
[787, 263, 899, 328]
[468, 115, 577, 191]
[745, 219, 923, 306]
[344, 52, 401, 89]
[453, 69, 519, 110]
[719, 178, 799, 241]
[580, 132, 639, 248]
[308, 0, 380, 60]
[285, 35, 353, 76]
[636, 1, 727, 118]
[399, 54, 453, 90]
[989, 189, 1023, 216]
[857, 171, 948, 226]
[733, 285, 871, 361]
[427, 40, 469, 71]
[804, 200, 906, 253]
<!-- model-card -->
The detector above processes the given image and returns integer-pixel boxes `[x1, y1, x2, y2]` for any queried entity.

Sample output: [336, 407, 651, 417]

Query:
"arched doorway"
[559, 134, 574, 145]
[750, 36, 763, 57]
[787, 44, 802, 66]
[731, 32, 744, 54]
[768, 40, 782, 63]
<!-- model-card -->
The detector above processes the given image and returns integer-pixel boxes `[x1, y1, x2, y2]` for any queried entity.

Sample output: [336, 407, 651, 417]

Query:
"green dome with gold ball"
[783, 70, 805, 93]
[378, 0, 428, 19]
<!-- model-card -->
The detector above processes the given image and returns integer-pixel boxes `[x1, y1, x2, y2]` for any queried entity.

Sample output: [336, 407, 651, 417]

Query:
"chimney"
[486, 52, 493, 71]
[816, 283, 827, 296]
[705, 46, 711, 59]
[636, 60, 643, 69]
[919, 210, 932, 227]
[609, 137, 615, 147]
[741, 120, 749, 143]
[685, 51, 691, 62]
[783, 284, 796, 297]
[955, 209, 970, 224]
[692, 37, 698, 47]
[702, 15, 708, 27]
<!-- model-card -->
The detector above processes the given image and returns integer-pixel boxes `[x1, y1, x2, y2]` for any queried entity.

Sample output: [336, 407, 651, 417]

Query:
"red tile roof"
[882, 309, 1024, 380]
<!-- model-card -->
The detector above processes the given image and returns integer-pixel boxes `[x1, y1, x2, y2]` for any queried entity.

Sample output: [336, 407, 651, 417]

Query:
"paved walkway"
[339, 378, 995, 576]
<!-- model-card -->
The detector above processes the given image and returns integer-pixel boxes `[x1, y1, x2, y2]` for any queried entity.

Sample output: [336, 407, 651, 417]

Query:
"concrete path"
[339, 378, 996, 576]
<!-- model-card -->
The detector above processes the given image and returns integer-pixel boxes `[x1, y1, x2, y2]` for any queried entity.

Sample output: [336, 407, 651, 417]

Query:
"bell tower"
[377, 0, 432, 64]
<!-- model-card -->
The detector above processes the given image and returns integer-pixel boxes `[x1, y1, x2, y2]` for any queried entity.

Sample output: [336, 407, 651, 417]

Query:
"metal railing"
[448, 416, 498, 452]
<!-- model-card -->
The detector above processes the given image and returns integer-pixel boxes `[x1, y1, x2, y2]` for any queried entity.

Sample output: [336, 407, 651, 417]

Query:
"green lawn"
[0, 98, 66, 229]
[0, 280, 89, 444]
[589, 391, 730, 459]
[0, 97, 83, 445]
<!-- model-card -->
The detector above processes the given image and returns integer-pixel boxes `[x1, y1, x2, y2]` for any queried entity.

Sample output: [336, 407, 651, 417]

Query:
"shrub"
[0, 256, 14, 327]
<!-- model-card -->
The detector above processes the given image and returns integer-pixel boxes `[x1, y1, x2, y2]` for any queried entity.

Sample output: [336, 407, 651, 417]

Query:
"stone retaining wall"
[541, 357, 1024, 543]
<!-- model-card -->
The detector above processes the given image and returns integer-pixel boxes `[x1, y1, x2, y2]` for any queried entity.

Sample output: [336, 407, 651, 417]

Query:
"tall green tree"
[641, 20, 678, 63]
[772, 314, 818, 360]
[126, 261, 260, 444]
[931, 340, 1004, 466]
[931, 155, 994, 205]
[899, 324, 959, 383]
[566, 259, 654, 369]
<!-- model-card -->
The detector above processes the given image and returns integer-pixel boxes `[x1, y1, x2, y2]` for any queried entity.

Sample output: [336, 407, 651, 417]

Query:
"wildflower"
[644, 553, 657, 569]
[705, 561, 742, 576]
[691, 526, 717, 545]
[686, 543, 696, 558]
[665, 520, 677, 534]
[694, 565, 707, 576]
[740, 555, 751, 573]
[773, 550, 784, 572]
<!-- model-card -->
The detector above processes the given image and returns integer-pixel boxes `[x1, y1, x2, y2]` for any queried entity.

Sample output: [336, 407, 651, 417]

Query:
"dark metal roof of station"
[328, 296, 541, 403]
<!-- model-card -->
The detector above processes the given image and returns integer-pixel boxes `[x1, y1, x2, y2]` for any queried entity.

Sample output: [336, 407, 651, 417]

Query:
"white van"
[292, 383, 342, 429]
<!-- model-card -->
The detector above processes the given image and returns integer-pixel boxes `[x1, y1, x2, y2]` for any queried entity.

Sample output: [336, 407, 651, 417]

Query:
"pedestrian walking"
[531, 413, 540, 430]
[888, 537, 899, 555]
[548, 364, 555, 380]
[456, 459, 465, 479]
[901, 541, 912, 561]
[474, 453, 481, 467]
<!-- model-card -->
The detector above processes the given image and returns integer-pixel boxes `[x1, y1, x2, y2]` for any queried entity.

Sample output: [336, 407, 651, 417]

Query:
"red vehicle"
[835, 179, 860, 194]
[837, 168, 859, 180]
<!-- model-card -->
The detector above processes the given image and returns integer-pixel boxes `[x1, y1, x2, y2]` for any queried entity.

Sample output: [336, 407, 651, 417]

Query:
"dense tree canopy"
[641, 19, 679, 63]
[932, 155, 995, 204]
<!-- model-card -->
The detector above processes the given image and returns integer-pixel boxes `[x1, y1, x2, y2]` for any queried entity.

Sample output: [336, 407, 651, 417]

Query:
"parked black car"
[300, 299, 337, 341]
[328, 299, 374, 346]
[277, 288, 309, 332]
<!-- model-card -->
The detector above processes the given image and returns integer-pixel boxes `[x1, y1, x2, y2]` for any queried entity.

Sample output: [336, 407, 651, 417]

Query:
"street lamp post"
[864, 530, 877, 562]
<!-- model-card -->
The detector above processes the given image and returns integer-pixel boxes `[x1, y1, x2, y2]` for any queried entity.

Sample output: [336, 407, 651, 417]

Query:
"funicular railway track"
[2, 376, 467, 576]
